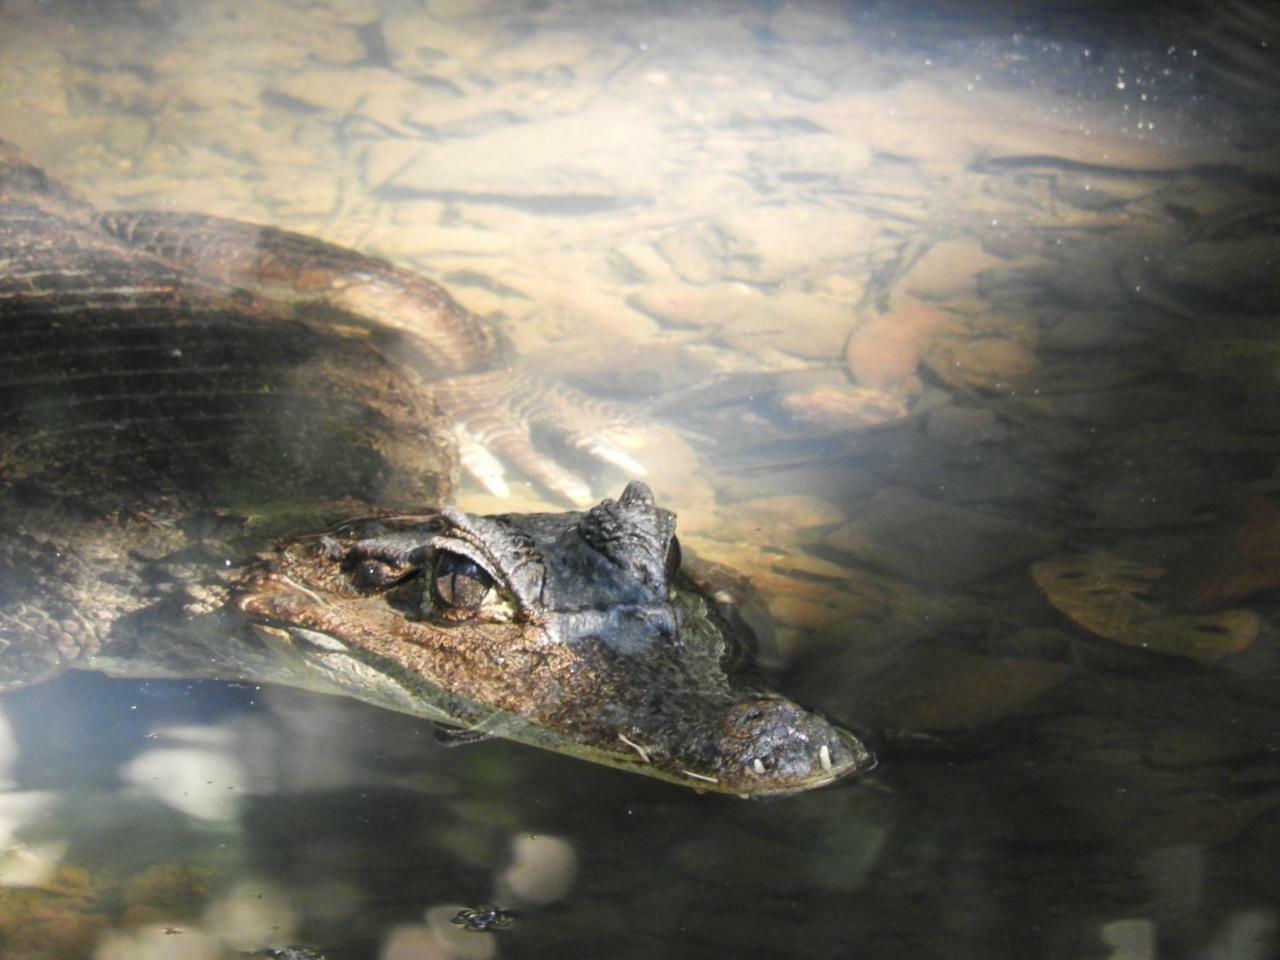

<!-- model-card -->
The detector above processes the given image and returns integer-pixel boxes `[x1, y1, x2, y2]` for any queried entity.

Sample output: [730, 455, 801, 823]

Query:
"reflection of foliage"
[0, 860, 220, 958]
[0, 865, 107, 960]
[121, 863, 215, 926]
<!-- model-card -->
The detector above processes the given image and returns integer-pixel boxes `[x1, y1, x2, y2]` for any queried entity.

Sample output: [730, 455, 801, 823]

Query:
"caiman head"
[236, 481, 874, 796]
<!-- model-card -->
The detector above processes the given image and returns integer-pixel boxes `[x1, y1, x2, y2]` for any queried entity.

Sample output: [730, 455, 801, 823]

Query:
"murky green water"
[2, 0, 1279, 957]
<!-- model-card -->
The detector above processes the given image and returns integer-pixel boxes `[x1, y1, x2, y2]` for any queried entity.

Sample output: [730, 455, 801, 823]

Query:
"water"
[2, 0, 1279, 957]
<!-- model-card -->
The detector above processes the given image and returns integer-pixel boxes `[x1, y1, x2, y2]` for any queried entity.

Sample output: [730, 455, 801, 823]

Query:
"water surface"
[1, 1, 1278, 957]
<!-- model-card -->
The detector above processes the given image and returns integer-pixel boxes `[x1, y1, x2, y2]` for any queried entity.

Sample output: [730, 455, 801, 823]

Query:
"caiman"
[0, 140, 873, 796]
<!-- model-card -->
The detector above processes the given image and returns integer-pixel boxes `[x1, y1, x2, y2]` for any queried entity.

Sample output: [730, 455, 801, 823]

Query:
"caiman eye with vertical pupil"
[665, 536, 682, 582]
[432, 551, 493, 612]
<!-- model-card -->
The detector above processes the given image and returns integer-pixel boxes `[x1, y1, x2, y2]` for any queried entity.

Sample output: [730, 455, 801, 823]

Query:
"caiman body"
[0, 141, 873, 795]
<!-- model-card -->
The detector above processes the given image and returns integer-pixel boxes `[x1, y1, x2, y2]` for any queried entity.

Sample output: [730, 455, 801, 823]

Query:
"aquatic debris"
[617, 732, 652, 763]
[1031, 551, 1259, 664]
[451, 904, 516, 932]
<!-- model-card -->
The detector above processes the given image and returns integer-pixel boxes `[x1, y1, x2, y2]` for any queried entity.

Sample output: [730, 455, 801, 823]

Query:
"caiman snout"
[715, 697, 875, 794]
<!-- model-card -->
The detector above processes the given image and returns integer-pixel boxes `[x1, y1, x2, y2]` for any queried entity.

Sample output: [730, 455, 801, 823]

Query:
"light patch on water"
[121, 724, 247, 822]
[1100, 919, 1157, 960]
[0, 706, 17, 788]
[497, 833, 577, 906]
[1204, 910, 1277, 960]
[382, 920, 484, 960]
[94, 924, 222, 960]
[0, 838, 67, 887]
[0, 790, 61, 847]
[202, 879, 299, 952]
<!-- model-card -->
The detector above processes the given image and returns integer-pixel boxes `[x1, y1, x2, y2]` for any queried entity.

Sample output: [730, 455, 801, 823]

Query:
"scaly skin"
[0, 141, 874, 795]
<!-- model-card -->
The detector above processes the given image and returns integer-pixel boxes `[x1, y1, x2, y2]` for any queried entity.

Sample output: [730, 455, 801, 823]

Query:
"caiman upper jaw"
[709, 697, 875, 795]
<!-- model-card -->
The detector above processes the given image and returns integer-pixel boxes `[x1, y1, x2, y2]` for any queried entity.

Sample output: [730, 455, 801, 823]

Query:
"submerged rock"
[378, 104, 667, 200]
[924, 405, 1008, 445]
[778, 382, 909, 432]
[1041, 309, 1155, 352]
[748, 133, 873, 185]
[1156, 493, 1280, 611]
[844, 300, 955, 397]
[869, 643, 1070, 731]
[901, 238, 1004, 302]
[827, 487, 1058, 588]
[1031, 551, 1260, 664]
[922, 335, 1040, 394]
[729, 495, 846, 531]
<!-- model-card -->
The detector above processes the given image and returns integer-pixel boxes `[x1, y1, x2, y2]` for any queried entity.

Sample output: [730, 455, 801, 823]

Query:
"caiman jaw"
[235, 482, 876, 796]
[707, 696, 876, 794]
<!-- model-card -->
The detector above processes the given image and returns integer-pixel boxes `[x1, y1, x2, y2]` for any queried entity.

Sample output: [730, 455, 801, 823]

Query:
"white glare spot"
[499, 834, 578, 906]
[587, 442, 647, 477]
[0, 840, 67, 887]
[122, 726, 246, 822]
[457, 426, 510, 498]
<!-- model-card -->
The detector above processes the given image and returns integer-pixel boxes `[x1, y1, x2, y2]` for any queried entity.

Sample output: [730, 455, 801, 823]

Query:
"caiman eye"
[432, 551, 494, 613]
[665, 535, 682, 582]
